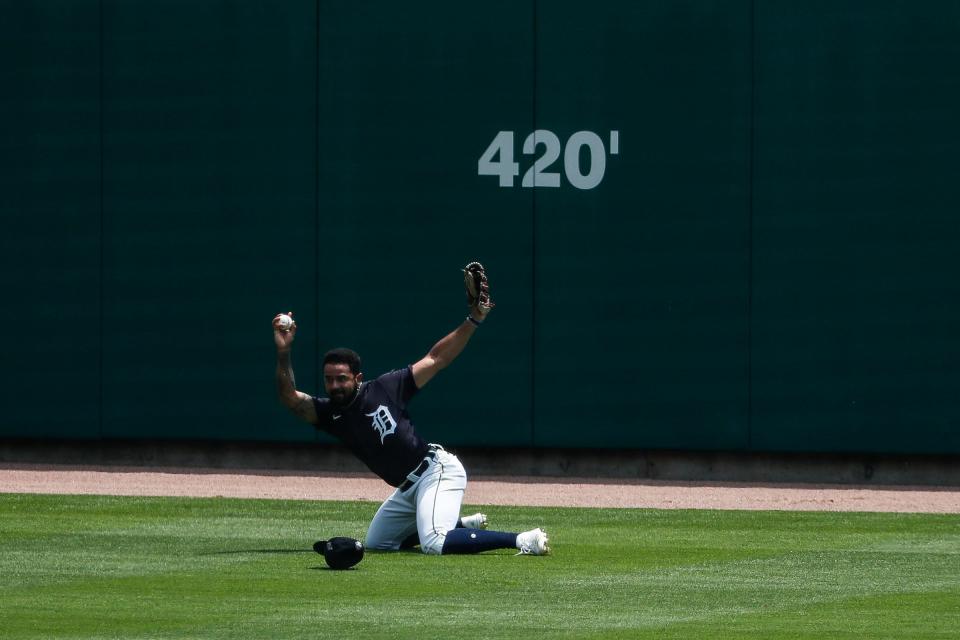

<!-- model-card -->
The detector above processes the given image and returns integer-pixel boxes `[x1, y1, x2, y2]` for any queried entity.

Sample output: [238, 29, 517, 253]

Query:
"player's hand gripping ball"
[463, 261, 494, 320]
[277, 313, 294, 332]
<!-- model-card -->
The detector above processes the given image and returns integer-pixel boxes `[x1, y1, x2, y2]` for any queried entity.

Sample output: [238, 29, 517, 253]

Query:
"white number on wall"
[477, 131, 520, 187]
[564, 131, 606, 190]
[479, 130, 618, 190]
[521, 130, 561, 188]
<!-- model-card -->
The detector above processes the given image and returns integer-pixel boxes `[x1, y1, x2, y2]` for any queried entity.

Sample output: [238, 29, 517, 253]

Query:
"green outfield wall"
[2, 1, 959, 455]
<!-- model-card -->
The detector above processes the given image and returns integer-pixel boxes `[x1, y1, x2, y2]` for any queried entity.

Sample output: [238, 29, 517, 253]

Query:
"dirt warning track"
[1, 463, 958, 513]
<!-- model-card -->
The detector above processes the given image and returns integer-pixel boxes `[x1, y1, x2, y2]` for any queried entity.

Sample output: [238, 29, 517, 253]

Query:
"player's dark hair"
[323, 348, 362, 375]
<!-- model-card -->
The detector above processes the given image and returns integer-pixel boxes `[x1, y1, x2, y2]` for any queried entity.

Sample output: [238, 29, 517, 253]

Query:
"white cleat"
[516, 527, 550, 555]
[460, 512, 488, 530]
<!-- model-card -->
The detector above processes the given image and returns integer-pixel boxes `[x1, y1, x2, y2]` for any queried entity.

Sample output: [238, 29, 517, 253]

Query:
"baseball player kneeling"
[273, 262, 550, 556]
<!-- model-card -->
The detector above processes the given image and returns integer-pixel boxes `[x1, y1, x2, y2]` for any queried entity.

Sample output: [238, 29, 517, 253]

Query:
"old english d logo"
[366, 405, 397, 443]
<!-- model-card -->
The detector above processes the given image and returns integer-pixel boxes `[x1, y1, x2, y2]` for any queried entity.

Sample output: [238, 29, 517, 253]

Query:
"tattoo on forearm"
[276, 352, 297, 396]
[276, 351, 315, 422]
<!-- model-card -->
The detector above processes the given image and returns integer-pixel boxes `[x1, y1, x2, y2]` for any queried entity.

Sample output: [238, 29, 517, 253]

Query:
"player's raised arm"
[412, 262, 494, 389]
[273, 312, 318, 424]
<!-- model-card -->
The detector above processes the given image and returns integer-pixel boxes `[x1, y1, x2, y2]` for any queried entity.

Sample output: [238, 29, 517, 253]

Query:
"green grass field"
[1, 494, 958, 639]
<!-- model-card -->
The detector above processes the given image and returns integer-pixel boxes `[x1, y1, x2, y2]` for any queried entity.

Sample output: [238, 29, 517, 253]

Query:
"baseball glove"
[463, 261, 494, 320]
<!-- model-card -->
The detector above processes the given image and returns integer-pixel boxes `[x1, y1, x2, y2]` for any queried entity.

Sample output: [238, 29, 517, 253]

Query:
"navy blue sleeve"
[312, 396, 334, 430]
[374, 366, 419, 406]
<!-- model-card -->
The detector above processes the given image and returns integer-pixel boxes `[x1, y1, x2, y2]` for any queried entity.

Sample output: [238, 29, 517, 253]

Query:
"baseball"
[277, 314, 293, 331]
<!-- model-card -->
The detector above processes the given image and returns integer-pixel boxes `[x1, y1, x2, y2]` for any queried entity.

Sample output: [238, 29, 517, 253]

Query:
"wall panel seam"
[98, 0, 105, 440]
[746, 0, 756, 451]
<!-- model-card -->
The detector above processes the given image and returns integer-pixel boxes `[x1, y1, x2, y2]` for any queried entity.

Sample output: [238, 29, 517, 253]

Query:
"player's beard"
[329, 382, 359, 408]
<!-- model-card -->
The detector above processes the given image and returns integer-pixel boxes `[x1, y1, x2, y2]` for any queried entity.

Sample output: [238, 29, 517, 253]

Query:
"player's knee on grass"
[364, 530, 401, 552]
[369, 541, 399, 551]
[419, 530, 446, 555]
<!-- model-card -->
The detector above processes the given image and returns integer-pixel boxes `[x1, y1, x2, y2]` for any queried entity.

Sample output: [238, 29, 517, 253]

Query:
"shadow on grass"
[202, 549, 314, 555]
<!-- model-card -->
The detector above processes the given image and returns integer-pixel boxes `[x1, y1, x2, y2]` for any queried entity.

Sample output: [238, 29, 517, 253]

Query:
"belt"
[398, 445, 441, 492]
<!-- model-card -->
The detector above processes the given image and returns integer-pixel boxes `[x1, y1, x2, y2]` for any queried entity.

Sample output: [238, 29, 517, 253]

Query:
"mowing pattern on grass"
[1, 494, 958, 639]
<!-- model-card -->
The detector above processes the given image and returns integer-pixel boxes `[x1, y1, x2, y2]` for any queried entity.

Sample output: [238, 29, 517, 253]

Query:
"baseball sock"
[440, 528, 518, 555]
[399, 519, 486, 550]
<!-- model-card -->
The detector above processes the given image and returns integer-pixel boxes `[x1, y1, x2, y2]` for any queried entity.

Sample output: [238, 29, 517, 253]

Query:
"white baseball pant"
[365, 447, 466, 555]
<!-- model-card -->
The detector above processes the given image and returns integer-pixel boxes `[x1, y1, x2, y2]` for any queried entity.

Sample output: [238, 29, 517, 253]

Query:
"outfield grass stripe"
[1, 494, 958, 639]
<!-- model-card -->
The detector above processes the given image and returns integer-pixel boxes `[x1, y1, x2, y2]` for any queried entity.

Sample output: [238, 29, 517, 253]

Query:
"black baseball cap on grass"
[313, 537, 364, 570]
